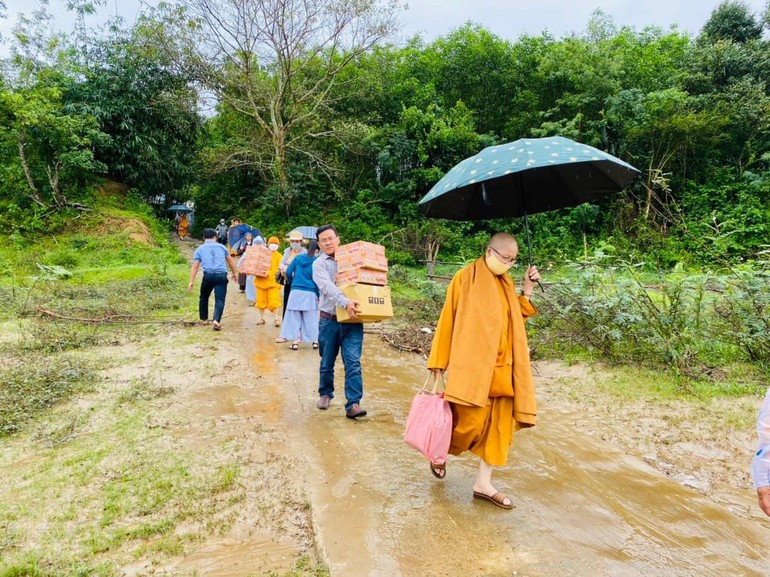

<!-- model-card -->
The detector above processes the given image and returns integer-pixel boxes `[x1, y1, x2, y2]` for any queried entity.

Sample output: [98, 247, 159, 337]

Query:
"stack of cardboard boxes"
[335, 241, 393, 323]
[238, 245, 273, 277]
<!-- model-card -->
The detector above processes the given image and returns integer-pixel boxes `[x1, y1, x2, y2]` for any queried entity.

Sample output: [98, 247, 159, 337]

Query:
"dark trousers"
[318, 318, 364, 412]
[199, 272, 228, 322]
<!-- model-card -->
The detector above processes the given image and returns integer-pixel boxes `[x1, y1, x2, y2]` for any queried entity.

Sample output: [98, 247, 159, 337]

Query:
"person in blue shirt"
[188, 228, 238, 331]
[278, 240, 320, 350]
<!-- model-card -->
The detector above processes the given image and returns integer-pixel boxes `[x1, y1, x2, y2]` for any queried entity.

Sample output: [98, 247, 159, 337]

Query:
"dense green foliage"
[1, 1, 768, 266]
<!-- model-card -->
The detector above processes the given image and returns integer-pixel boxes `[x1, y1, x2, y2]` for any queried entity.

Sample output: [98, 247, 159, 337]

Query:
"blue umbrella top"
[287, 226, 319, 240]
[167, 204, 193, 213]
[420, 136, 639, 205]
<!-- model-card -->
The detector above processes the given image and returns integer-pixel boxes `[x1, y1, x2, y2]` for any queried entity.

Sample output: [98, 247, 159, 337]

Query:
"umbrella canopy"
[228, 224, 262, 252]
[287, 226, 319, 240]
[418, 136, 640, 221]
[167, 204, 193, 213]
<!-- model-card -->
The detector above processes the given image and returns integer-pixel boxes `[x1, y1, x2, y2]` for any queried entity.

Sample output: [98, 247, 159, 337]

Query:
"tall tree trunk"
[18, 133, 47, 208]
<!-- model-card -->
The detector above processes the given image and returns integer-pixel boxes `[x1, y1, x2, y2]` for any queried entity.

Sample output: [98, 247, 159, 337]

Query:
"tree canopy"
[0, 0, 769, 266]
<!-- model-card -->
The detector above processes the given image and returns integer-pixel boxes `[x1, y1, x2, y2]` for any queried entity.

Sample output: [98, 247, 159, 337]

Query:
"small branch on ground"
[37, 308, 197, 325]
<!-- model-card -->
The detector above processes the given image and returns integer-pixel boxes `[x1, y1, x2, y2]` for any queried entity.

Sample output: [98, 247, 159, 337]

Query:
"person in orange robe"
[427, 232, 540, 510]
[254, 236, 284, 326]
[177, 213, 189, 239]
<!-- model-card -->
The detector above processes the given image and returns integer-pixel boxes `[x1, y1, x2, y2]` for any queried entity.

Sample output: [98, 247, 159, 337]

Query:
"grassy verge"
[1, 209, 326, 575]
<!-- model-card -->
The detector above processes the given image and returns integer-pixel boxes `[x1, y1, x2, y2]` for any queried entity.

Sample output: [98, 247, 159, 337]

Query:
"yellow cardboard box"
[336, 283, 393, 323]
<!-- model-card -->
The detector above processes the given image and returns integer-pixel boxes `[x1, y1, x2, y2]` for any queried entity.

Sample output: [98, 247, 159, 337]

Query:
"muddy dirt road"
[202, 289, 769, 577]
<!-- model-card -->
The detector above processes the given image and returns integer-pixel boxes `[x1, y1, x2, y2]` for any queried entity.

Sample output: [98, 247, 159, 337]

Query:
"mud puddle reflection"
[265, 325, 770, 576]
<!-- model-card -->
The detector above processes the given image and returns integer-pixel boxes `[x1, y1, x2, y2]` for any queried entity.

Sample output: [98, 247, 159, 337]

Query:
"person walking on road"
[277, 230, 307, 326]
[254, 236, 283, 327]
[279, 240, 320, 350]
[188, 228, 238, 331]
[177, 213, 190, 239]
[426, 232, 541, 509]
[215, 219, 229, 245]
[244, 235, 263, 305]
[751, 386, 770, 516]
[236, 231, 255, 293]
[312, 225, 367, 419]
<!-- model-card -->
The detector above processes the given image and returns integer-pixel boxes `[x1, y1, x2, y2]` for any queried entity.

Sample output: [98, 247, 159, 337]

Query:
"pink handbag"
[404, 373, 452, 465]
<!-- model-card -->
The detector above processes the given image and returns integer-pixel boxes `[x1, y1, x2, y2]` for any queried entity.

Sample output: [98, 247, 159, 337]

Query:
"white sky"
[0, 0, 768, 52]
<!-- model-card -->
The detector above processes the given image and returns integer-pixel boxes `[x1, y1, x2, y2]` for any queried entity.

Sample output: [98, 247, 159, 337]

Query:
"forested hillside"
[1, 0, 769, 266]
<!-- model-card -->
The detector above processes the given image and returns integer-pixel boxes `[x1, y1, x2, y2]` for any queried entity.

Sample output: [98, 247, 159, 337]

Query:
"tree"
[0, 3, 108, 211]
[701, 1, 763, 44]
[66, 32, 203, 201]
[148, 0, 401, 215]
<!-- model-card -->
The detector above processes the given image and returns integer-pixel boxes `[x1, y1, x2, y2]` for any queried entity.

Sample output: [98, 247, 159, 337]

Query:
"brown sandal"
[429, 462, 446, 480]
[472, 491, 514, 510]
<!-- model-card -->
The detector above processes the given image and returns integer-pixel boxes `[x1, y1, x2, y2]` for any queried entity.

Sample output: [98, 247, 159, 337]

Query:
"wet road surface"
[238, 306, 769, 577]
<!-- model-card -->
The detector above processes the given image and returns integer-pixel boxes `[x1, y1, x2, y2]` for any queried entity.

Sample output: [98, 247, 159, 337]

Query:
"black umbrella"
[418, 136, 640, 269]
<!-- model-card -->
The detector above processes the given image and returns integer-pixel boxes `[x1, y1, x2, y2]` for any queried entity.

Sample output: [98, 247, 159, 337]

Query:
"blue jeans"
[318, 318, 364, 411]
[199, 272, 229, 322]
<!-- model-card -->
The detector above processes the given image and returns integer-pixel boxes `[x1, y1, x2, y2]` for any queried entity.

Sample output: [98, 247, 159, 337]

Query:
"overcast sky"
[1, 0, 768, 52]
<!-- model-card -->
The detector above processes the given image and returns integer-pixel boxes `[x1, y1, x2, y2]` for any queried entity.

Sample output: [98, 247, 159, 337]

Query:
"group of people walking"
[188, 222, 770, 517]
[231, 229, 321, 349]
[189, 223, 549, 508]
[189, 223, 368, 420]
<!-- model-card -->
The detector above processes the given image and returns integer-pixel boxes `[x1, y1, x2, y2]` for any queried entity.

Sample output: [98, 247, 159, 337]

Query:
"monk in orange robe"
[427, 232, 540, 510]
[254, 236, 284, 326]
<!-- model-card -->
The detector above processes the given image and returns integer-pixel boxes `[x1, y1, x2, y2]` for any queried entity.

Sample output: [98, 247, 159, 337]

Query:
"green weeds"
[530, 261, 770, 394]
[0, 356, 97, 437]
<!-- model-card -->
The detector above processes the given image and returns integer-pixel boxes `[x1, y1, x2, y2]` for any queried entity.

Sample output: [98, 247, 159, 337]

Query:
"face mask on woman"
[290, 241, 301, 250]
[268, 243, 279, 251]
[485, 251, 513, 275]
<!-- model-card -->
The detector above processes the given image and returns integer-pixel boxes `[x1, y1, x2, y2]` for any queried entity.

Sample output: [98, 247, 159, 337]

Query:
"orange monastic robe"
[427, 257, 537, 466]
[254, 250, 282, 311]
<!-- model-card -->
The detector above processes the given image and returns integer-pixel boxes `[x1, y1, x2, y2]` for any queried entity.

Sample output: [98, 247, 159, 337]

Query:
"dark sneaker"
[317, 395, 331, 410]
[345, 404, 367, 419]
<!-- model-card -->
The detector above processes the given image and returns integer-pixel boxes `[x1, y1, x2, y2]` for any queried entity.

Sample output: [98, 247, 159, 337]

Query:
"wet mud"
[226, 301, 769, 577]
[150, 233, 769, 577]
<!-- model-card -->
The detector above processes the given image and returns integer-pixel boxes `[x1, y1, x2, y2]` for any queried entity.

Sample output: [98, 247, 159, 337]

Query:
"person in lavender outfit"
[751, 387, 770, 516]
[279, 240, 320, 350]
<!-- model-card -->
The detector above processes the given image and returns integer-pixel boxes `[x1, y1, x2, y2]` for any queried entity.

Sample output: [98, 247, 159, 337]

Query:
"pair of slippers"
[429, 462, 513, 509]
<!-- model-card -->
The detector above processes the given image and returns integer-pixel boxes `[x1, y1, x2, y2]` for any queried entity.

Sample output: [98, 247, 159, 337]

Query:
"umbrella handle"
[523, 213, 545, 292]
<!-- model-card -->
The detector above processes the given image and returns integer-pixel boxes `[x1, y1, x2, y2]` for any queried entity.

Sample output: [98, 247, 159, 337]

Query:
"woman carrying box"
[254, 236, 283, 326]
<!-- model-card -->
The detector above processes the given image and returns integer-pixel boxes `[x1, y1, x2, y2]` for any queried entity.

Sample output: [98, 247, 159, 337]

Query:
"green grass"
[0, 381, 247, 574]
[0, 204, 199, 440]
[0, 354, 97, 437]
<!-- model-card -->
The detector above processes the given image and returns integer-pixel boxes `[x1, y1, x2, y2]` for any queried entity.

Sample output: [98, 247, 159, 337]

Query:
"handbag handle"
[422, 371, 446, 394]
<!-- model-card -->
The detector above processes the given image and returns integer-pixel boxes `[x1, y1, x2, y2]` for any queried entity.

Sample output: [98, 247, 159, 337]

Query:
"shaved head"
[488, 232, 518, 251]
[486, 232, 519, 267]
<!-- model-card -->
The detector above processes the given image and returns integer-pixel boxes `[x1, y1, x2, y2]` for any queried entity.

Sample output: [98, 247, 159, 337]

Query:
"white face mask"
[485, 252, 512, 275]
[268, 243, 279, 251]
[290, 242, 301, 249]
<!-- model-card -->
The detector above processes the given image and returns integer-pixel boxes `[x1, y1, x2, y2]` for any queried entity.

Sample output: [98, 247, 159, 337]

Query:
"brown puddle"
[172, 533, 297, 575]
